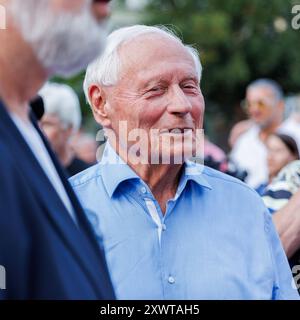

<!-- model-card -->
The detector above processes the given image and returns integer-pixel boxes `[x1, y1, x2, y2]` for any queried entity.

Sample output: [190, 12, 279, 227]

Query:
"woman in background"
[256, 133, 299, 195]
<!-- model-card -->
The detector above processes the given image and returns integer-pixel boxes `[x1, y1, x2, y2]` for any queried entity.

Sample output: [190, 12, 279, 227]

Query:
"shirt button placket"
[141, 186, 147, 194]
[168, 276, 175, 284]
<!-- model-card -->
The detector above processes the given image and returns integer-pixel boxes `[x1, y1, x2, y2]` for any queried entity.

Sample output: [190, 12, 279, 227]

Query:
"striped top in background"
[262, 161, 300, 213]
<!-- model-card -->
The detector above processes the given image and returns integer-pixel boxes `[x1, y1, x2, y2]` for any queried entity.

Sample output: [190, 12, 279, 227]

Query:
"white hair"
[39, 82, 82, 131]
[83, 25, 202, 105]
[8, 0, 107, 77]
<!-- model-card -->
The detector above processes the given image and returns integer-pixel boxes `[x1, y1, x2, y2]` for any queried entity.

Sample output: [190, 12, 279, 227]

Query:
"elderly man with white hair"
[39, 82, 91, 176]
[0, 0, 115, 299]
[70, 25, 299, 299]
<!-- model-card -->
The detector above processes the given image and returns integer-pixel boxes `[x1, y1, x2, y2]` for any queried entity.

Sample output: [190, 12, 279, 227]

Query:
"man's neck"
[114, 143, 183, 214]
[0, 17, 47, 122]
[134, 163, 183, 215]
[259, 120, 282, 142]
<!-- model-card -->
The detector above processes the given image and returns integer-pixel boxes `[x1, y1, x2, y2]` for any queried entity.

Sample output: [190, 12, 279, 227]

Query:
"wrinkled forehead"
[117, 33, 197, 81]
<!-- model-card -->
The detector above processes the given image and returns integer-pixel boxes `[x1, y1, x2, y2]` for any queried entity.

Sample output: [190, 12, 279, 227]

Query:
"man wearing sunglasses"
[0, 0, 115, 299]
[230, 79, 285, 189]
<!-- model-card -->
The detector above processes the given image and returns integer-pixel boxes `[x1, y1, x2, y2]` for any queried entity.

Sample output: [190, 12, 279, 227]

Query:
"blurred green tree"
[142, 0, 300, 147]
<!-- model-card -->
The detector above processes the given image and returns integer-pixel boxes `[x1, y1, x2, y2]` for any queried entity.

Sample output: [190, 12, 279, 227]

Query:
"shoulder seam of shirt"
[203, 169, 258, 195]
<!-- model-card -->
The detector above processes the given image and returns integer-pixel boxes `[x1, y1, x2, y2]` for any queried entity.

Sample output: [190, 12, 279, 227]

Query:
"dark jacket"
[0, 100, 115, 299]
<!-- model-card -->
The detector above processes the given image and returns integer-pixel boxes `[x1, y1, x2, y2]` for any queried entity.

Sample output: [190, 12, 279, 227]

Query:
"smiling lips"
[159, 128, 194, 134]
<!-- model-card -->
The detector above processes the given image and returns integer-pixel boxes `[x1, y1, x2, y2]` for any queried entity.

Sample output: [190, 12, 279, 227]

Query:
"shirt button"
[162, 224, 167, 231]
[141, 187, 147, 194]
[168, 276, 175, 284]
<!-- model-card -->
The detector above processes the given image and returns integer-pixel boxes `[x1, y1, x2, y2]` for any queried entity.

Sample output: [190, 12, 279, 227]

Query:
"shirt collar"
[100, 143, 212, 198]
[100, 143, 140, 198]
[183, 160, 212, 190]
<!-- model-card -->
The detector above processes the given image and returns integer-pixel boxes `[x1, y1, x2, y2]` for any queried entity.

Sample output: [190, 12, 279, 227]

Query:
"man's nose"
[167, 86, 192, 116]
[92, 0, 112, 21]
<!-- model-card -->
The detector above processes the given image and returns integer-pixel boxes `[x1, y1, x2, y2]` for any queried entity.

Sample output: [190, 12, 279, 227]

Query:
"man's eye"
[182, 84, 199, 93]
[183, 83, 197, 89]
[149, 87, 164, 92]
[145, 87, 166, 97]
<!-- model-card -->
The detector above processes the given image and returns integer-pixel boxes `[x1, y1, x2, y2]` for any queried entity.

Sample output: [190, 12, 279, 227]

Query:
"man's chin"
[156, 147, 196, 165]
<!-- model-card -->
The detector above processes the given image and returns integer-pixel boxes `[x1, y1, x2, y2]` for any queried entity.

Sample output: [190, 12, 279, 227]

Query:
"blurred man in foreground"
[0, 0, 115, 299]
[70, 25, 298, 299]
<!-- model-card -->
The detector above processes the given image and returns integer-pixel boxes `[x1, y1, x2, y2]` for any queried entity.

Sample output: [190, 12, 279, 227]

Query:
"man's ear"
[88, 84, 111, 128]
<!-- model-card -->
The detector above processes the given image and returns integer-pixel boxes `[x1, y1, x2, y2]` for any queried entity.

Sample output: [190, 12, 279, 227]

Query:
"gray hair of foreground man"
[83, 25, 202, 105]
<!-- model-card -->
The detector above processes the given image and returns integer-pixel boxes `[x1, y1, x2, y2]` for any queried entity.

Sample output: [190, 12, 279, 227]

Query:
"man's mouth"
[159, 128, 194, 134]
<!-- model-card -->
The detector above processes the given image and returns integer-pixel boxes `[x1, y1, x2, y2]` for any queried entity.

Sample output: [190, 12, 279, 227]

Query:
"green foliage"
[143, 0, 300, 143]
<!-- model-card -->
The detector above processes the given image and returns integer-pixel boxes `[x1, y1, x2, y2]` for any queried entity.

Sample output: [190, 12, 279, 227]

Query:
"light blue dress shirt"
[69, 143, 299, 300]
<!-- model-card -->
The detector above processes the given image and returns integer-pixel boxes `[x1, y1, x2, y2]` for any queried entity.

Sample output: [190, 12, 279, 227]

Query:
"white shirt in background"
[279, 117, 300, 152]
[230, 125, 268, 189]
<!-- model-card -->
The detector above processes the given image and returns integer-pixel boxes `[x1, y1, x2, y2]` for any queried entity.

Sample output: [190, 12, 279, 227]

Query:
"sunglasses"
[240, 99, 275, 111]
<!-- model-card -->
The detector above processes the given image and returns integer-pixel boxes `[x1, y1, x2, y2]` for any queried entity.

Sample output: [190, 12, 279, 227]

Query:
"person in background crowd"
[228, 119, 253, 149]
[263, 160, 300, 214]
[274, 186, 300, 277]
[204, 135, 227, 164]
[71, 131, 99, 164]
[70, 25, 298, 299]
[256, 133, 299, 195]
[279, 95, 300, 151]
[39, 82, 91, 176]
[0, 0, 115, 299]
[230, 79, 285, 189]
[262, 160, 300, 288]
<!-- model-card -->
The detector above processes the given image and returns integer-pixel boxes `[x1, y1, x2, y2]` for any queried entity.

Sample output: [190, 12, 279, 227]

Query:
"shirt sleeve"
[264, 210, 300, 299]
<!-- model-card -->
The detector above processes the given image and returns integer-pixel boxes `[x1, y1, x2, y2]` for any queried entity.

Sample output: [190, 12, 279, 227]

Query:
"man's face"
[266, 135, 297, 178]
[51, 0, 110, 20]
[100, 34, 205, 164]
[40, 113, 72, 154]
[8, 0, 111, 77]
[245, 86, 281, 128]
